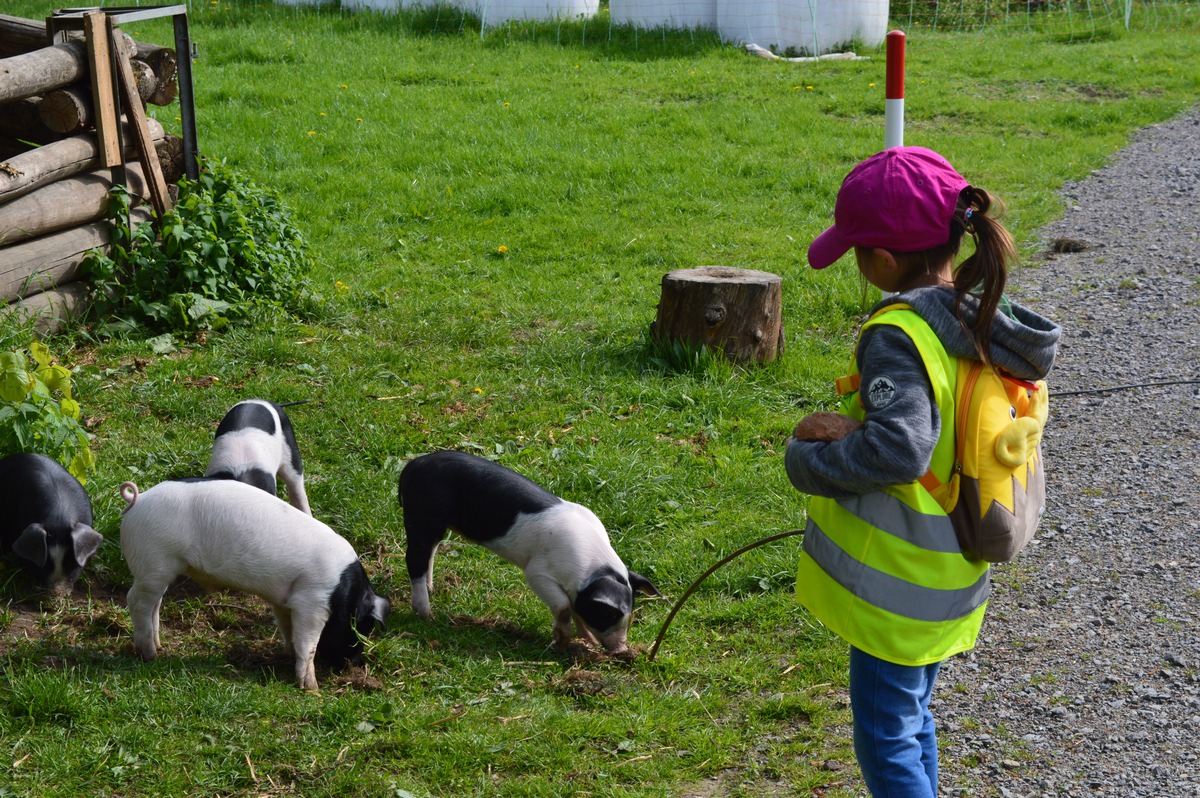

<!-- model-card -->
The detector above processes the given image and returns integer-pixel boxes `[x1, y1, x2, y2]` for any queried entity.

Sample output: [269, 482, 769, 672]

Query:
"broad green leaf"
[69, 448, 96, 482]
[147, 334, 177, 355]
[29, 341, 51, 366]
[0, 352, 33, 402]
[60, 397, 81, 419]
[36, 364, 73, 396]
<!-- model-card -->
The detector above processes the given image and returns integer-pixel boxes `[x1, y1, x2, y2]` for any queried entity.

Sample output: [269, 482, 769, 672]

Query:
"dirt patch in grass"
[1, 579, 130, 654]
[1, 577, 382, 691]
[330, 664, 386, 691]
[551, 668, 614, 698]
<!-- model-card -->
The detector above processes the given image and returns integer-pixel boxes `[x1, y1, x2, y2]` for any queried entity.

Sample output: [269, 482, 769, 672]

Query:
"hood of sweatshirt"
[867, 286, 1061, 382]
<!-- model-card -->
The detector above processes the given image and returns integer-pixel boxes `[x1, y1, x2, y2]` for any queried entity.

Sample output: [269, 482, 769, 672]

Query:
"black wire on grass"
[647, 528, 806, 661]
[1054, 378, 1200, 397]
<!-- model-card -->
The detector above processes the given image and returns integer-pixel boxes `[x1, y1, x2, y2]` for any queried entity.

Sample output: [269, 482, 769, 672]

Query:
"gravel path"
[935, 106, 1200, 797]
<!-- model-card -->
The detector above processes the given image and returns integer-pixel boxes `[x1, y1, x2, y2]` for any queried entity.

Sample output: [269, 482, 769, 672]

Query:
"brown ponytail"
[886, 186, 1017, 365]
[951, 187, 1016, 367]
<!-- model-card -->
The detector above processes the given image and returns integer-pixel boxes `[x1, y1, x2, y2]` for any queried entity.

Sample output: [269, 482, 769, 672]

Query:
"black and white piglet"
[119, 478, 389, 690]
[0, 452, 102, 592]
[398, 450, 659, 653]
[205, 399, 311, 515]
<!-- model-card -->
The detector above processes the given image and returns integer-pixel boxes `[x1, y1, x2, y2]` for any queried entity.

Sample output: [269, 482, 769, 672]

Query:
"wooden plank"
[110, 21, 171, 217]
[84, 11, 121, 168]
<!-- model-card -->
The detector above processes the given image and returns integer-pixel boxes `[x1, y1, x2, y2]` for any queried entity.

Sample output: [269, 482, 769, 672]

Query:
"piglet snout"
[596, 628, 631, 654]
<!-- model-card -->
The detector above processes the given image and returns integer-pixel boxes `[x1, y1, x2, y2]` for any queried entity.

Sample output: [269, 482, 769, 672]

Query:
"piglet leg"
[270, 604, 294, 648]
[127, 581, 169, 660]
[570, 611, 602, 647]
[526, 572, 574, 650]
[280, 473, 312, 516]
[405, 526, 445, 620]
[287, 606, 329, 691]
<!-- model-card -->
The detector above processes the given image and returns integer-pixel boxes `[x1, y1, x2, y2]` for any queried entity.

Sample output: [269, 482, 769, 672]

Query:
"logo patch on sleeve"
[866, 376, 898, 409]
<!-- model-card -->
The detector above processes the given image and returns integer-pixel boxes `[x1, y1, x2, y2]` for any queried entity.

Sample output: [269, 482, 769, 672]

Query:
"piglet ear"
[71, 524, 104, 565]
[371, 595, 391, 626]
[628, 570, 661, 597]
[12, 524, 48, 566]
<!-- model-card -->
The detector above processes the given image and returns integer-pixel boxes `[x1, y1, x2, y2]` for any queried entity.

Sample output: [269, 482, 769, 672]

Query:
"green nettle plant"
[84, 161, 314, 334]
[0, 341, 95, 481]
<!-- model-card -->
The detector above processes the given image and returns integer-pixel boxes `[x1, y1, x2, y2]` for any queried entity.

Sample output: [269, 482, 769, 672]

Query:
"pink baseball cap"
[807, 146, 970, 270]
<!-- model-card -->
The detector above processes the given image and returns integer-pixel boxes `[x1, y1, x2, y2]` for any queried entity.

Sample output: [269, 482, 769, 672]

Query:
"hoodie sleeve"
[784, 324, 942, 499]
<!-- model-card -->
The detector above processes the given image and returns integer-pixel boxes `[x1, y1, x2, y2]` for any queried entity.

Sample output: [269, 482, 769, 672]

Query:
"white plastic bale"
[470, 0, 598, 25]
[715, 0, 889, 54]
[610, 0, 718, 29]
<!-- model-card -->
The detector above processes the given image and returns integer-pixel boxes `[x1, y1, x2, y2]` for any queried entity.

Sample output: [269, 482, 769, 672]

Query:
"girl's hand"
[792, 412, 864, 442]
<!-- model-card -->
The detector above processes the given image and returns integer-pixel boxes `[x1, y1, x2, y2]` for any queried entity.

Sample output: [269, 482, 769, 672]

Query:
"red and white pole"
[885, 30, 905, 149]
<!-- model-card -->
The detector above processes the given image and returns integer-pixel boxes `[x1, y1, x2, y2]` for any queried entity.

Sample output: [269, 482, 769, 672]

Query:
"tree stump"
[651, 266, 785, 364]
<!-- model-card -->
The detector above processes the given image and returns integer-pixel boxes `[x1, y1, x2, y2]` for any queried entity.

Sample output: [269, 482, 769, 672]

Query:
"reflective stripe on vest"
[834, 492, 962, 554]
[804, 516, 991, 622]
[797, 305, 991, 666]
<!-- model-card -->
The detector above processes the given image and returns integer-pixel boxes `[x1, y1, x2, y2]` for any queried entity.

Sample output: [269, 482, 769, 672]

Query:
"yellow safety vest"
[796, 307, 991, 666]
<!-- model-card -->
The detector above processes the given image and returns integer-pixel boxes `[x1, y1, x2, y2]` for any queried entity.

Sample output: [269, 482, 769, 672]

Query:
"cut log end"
[653, 266, 785, 364]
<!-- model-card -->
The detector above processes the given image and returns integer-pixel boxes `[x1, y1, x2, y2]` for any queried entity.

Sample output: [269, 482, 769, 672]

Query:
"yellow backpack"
[929, 359, 1049, 561]
[844, 304, 1050, 562]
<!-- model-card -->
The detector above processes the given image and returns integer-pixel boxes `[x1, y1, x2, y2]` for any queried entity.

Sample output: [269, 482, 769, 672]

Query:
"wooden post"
[83, 11, 121, 168]
[651, 266, 785, 364]
[110, 20, 171, 218]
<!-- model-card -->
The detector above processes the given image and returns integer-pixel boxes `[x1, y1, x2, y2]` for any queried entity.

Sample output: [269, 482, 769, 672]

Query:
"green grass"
[2, 2, 1199, 795]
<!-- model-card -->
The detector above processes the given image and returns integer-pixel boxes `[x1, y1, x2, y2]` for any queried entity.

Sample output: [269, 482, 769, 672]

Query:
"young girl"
[784, 147, 1060, 797]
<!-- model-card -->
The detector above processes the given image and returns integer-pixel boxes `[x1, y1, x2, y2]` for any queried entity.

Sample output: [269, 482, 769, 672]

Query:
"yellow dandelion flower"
[356, 118, 363, 123]
[319, 112, 327, 117]
[308, 131, 316, 136]
[497, 245, 508, 253]
[503, 102, 510, 107]
[473, 387, 483, 394]
[869, 82, 876, 87]
[340, 84, 349, 89]
[806, 86, 813, 90]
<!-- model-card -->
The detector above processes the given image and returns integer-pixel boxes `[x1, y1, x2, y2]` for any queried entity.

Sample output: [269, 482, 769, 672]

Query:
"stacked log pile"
[0, 13, 183, 333]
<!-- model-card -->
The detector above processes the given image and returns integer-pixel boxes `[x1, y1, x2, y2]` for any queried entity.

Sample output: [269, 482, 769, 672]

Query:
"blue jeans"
[849, 647, 941, 797]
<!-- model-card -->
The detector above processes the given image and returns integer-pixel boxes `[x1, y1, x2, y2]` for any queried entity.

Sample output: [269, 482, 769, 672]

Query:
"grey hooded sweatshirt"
[784, 286, 1061, 499]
